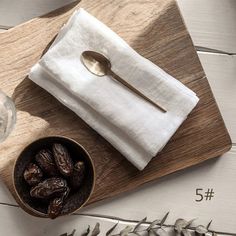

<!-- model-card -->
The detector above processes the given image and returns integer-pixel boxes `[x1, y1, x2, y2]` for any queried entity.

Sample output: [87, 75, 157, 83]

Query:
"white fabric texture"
[29, 8, 199, 170]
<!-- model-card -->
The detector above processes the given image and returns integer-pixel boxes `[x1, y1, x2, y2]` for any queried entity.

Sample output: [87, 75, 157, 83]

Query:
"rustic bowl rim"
[13, 135, 96, 218]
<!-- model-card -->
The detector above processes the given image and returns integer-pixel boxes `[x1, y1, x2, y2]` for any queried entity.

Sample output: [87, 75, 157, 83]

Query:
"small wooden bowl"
[13, 136, 95, 218]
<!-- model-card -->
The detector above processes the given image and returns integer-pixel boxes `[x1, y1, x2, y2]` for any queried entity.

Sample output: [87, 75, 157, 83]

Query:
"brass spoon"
[81, 51, 166, 112]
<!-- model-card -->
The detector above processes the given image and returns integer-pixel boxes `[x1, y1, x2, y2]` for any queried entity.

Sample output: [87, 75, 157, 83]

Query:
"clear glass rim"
[0, 91, 16, 142]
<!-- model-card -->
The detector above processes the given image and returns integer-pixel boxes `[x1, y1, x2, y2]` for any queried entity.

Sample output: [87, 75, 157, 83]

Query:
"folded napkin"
[29, 8, 199, 170]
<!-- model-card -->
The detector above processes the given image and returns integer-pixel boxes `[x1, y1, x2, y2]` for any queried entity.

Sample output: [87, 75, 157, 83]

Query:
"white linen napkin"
[29, 8, 199, 170]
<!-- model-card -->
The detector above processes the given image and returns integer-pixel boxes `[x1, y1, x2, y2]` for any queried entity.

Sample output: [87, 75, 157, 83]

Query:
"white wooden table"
[0, 0, 235, 235]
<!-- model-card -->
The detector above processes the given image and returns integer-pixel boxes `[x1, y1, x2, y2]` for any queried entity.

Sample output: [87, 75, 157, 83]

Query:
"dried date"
[23, 163, 43, 186]
[48, 197, 64, 219]
[30, 177, 67, 199]
[61, 186, 70, 200]
[70, 161, 85, 189]
[53, 143, 73, 177]
[47, 186, 70, 219]
[35, 149, 58, 176]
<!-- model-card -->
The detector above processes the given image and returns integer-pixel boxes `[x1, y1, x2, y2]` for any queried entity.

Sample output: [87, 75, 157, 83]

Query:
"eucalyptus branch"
[60, 213, 219, 236]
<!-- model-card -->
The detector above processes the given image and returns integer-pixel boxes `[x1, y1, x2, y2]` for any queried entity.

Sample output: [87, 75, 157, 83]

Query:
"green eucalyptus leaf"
[160, 212, 169, 227]
[195, 225, 208, 236]
[128, 233, 141, 236]
[174, 219, 188, 232]
[148, 229, 160, 236]
[147, 219, 161, 230]
[175, 232, 182, 236]
[133, 217, 147, 232]
[186, 219, 196, 228]
[68, 230, 76, 236]
[120, 226, 133, 236]
[206, 221, 212, 230]
[106, 223, 118, 236]
[81, 225, 90, 236]
[91, 223, 100, 236]
[157, 228, 169, 236]
[181, 229, 191, 236]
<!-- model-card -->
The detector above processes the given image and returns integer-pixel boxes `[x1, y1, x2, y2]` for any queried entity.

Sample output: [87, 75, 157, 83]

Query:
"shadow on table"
[39, 0, 81, 18]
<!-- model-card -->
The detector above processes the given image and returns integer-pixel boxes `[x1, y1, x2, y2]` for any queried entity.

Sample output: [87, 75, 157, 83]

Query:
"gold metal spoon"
[81, 51, 166, 112]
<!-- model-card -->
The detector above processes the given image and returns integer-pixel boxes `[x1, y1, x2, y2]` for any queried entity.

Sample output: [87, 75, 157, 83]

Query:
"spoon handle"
[109, 70, 167, 113]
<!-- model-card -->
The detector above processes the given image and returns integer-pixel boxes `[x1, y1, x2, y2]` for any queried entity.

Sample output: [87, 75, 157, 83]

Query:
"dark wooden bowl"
[13, 136, 95, 218]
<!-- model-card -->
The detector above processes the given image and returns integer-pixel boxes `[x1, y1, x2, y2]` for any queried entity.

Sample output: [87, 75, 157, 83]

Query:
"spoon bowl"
[81, 51, 111, 76]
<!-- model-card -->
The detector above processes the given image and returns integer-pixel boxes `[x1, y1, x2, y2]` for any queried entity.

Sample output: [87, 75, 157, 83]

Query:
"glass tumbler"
[0, 89, 16, 142]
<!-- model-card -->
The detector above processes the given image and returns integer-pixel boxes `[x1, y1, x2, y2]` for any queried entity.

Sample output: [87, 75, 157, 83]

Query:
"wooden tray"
[0, 0, 231, 207]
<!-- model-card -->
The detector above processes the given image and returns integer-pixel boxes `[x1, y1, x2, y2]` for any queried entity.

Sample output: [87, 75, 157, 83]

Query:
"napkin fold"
[29, 8, 199, 170]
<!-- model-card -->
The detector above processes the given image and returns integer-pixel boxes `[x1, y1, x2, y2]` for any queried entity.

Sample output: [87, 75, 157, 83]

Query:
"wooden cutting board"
[0, 0, 231, 208]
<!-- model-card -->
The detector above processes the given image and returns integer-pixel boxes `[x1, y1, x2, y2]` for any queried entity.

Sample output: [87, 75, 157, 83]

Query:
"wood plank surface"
[1, 151, 236, 233]
[2, 147, 235, 233]
[0, 207, 121, 236]
[0, 0, 231, 216]
[0, 1, 235, 234]
[0, 206, 229, 236]
[82, 147, 236, 233]
[0, 51, 235, 232]
[1, 0, 236, 53]
[0, 0, 76, 28]
[1, 34, 236, 234]
[177, 0, 236, 53]
[199, 52, 236, 142]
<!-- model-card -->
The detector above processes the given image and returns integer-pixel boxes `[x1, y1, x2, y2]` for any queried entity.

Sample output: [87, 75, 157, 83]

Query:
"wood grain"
[0, 0, 231, 210]
[198, 52, 236, 142]
[1, 0, 236, 54]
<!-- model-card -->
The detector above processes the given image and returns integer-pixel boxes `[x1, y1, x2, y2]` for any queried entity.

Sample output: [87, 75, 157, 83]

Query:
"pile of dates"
[23, 143, 86, 219]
